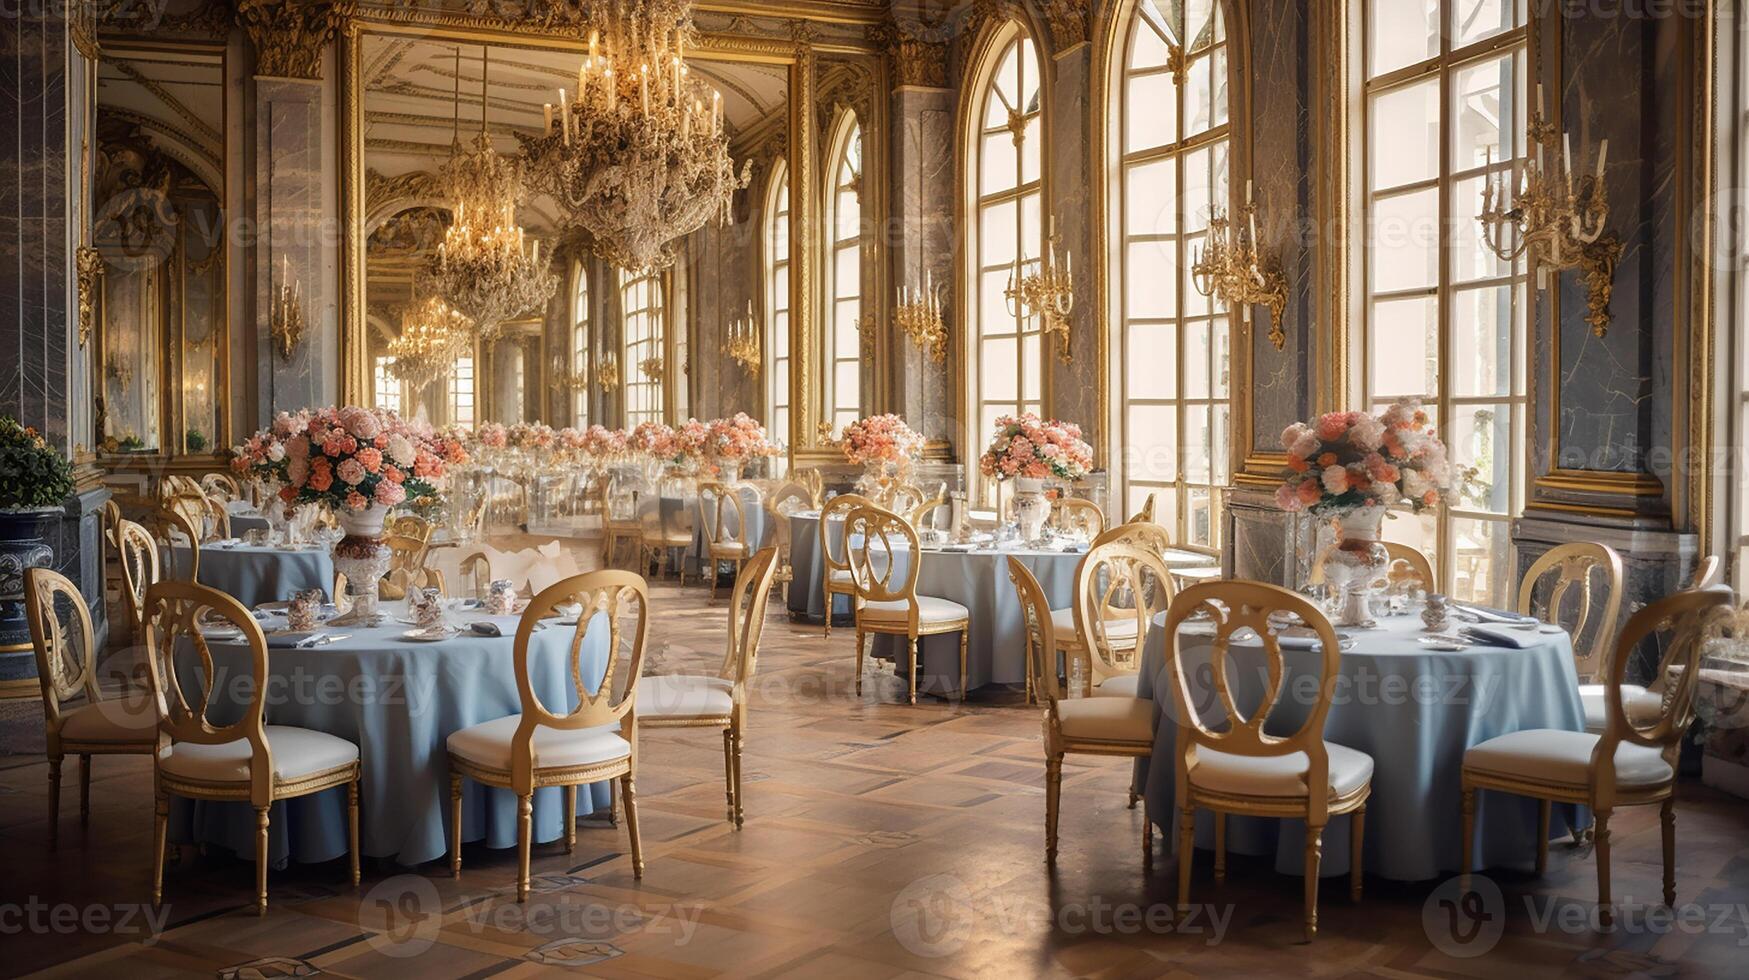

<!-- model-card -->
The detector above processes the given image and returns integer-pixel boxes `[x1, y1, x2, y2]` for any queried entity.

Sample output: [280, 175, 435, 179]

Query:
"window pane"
[981, 200, 1017, 266]
[1450, 516, 1512, 605]
[1451, 53, 1518, 174]
[1454, 0, 1519, 48]
[1369, 0, 1439, 78]
[1368, 296, 1438, 399]
[1126, 405, 1179, 483]
[1126, 72, 1178, 153]
[1369, 187, 1439, 293]
[981, 131, 1018, 192]
[1125, 322, 1177, 399]
[1451, 174, 1514, 283]
[1451, 284, 1519, 398]
[981, 336, 1018, 401]
[1126, 240, 1179, 318]
[1124, 157, 1178, 237]
[1370, 78, 1440, 190]
[1451, 402, 1514, 515]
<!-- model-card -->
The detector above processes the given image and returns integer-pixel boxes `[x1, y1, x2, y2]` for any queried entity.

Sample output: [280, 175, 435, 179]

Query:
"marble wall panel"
[889, 87, 957, 454]
[254, 77, 331, 422]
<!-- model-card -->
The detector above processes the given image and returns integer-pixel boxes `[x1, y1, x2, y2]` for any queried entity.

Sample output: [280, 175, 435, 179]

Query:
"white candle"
[559, 89, 570, 143]
[543, 103, 553, 137]
[605, 69, 615, 109]
[1563, 133, 1573, 193]
[1246, 179, 1254, 204]
[1596, 138, 1609, 180]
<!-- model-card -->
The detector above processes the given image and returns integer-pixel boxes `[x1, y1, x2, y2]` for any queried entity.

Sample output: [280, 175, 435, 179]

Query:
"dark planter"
[0, 507, 59, 695]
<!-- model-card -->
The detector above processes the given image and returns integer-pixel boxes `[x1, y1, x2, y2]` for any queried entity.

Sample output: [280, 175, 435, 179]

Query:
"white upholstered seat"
[1578, 683, 1662, 732]
[1463, 728, 1673, 789]
[1050, 607, 1140, 646]
[446, 715, 631, 772]
[159, 725, 359, 784]
[639, 674, 735, 719]
[1055, 696, 1154, 743]
[712, 540, 752, 558]
[57, 696, 159, 743]
[828, 568, 853, 585]
[858, 595, 969, 625]
[1093, 673, 1141, 698]
[1187, 742, 1374, 799]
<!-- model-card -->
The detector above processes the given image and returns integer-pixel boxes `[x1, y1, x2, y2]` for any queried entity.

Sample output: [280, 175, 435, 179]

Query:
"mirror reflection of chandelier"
[387, 295, 472, 391]
[518, 0, 750, 273]
[420, 47, 557, 343]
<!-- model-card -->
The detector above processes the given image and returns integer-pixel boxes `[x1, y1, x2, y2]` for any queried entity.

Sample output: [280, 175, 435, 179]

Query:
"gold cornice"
[239, 0, 357, 80]
[1536, 470, 1665, 497]
[1042, 0, 1090, 52]
[868, 17, 949, 89]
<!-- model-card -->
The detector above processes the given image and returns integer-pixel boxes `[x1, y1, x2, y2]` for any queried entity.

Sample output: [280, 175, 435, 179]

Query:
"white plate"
[400, 628, 455, 642]
[1418, 636, 1468, 651]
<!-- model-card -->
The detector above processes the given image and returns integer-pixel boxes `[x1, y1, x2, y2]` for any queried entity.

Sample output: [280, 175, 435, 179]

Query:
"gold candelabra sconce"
[1191, 180, 1289, 350]
[1003, 217, 1074, 363]
[271, 254, 306, 361]
[595, 352, 621, 391]
[1479, 85, 1619, 337]
[76, 245, 103, 349]
[895, 271, 947, 363]
[550, 352, 590, 393]
[721, 301, 761, 376]
[639, 354, 665, 382]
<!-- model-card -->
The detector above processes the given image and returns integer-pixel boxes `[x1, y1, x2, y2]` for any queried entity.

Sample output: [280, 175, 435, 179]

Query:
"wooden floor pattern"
[4, 567, 1749, 977]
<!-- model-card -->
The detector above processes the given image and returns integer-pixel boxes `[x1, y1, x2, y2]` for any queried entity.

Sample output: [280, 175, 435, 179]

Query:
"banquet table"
[169, 601, 613, 867]
[165, 541, 335, 608]
[1132, 611, 1589, 881]
[225, 499, 269, 536]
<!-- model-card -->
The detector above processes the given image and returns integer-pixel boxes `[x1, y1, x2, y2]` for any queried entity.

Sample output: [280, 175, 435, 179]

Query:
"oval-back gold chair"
[1380, 541, 1435, 593]
[698, 481, 760, 602]
[116, 519, 161, 640]
[1010, 556, 1157, 871]
[380, 533, 445, 600]
[141, 580, 362, 914]
[641, 547, 782, 827]
[1056, 497, 1107, 540]
[458, 551, 494, 601]
[795, 467, 825, 509]
[764, 482, 816, 601]
[1072, 535, 1176, 698]
[447, 570, 651, 900]
[909, 484, 950, 532]
[25, 568, 161, 849]
[1029, 520, 1174, 705]
[638, 481, 695, 585]
[1128, 492, 1158, 525]
[389, 513, 433, 544]
[845, 504, 971, 704]
[1461, 587, 1732, 918]
[1164, 580, 1372, 941]
[200, 472, 242, 503]
[158, 505, 204, 582]
[599, 477, 642, 568]
[1688, 554, 1724, 590]
[818, 493, 872, 639]
[1516, 542, 1625, 683]
[887, 482, 928, 521]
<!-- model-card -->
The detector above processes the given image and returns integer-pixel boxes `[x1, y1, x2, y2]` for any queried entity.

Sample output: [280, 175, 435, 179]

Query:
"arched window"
[1111, 0, 1230, 548]
[968, 27, 1044, 501]
[764, 159, 791, 444]
[621, 268, 666, 426]
[1361, 0, 1527, 603]
[824, 116, 864, 436]
[570, 262, 590, 425]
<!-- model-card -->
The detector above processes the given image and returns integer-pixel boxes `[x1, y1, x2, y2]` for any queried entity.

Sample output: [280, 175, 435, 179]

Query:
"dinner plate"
[400, 628, 455, 642]
[1418, 636, 1468, 651]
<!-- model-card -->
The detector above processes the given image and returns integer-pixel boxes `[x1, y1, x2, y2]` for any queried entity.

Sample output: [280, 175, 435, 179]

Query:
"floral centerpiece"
[978, 414, 1094, 543]
[704, 413, 777, 481]
[1274, 398, 1453, 626]
[629, 421, 677, 460]
[0, 417, 75, 654]
[507, 421, 556, 454]
[582, 424, 628, 459]
[675, 418, 711, 465]
[230, 409, 311, 491]
[840, 414, 924, 467]
[474, 421, 508, 450]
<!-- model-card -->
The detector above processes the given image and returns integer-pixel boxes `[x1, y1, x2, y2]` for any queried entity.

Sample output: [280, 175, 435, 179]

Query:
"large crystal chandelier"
[420, 47, 557, 343]
[387, 295, 472, 391]
[517, 0, 750, 273]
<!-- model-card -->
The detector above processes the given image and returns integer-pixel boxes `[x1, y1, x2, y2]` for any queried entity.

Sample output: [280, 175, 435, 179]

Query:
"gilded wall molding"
[867, 17, 949, 88]
[1042, 0, 1090, 51]
[75, 246, 103, 349]
[239, 0, 357, 80]
[71, 0, 99, 59]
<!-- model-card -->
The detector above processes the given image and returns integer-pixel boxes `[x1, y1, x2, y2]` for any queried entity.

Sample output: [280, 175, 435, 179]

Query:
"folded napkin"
[1459, 603, 1536, 624]
[267, 632, 325, 649]
[468, 616, 527, 637]
[1462, 624, 1541, 649]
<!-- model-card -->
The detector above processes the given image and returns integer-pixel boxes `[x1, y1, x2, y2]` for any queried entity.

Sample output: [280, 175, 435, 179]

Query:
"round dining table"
[224, 499, 270, 536]
[1132, 610, 1589, 881]
[165, 541, 335, 609]
[169, 601, 613, 868]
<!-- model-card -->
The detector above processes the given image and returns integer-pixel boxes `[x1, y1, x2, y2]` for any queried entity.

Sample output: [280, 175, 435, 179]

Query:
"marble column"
[887, 84, 957, 456]
[253, 76, 334, 422]
[1044, 38, 1099, 454]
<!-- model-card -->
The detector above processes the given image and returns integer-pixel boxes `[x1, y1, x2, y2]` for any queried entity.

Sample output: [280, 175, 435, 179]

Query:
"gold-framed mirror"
[91, 40, 229, 459]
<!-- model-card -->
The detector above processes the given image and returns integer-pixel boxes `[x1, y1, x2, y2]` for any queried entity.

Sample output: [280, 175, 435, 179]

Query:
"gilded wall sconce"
[1004, 218, 1074, 363]
[1191, 181, 1289, 349]
[639, 355, 665, 381]
[595, 352, 621, 391]
[895, 272, 948, 363]
[1479, 87, 1619, 337]
[550, 352, 590, 393]
[271, 254, 306, 361]
[721, 301, 761, 375]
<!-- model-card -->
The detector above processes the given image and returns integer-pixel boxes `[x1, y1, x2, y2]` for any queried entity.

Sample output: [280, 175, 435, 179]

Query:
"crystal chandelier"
[517, 0, 750, 273]
[420, 47, 557, 343]
[387, 295, 472, 391]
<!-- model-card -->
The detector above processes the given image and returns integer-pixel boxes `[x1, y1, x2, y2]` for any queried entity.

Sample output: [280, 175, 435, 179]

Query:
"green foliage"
[0, 416, 73, 509]
[186, 429, 208, 453]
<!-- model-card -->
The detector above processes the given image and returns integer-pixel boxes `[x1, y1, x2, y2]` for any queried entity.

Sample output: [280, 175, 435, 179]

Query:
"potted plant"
[0, 416, 74, 650]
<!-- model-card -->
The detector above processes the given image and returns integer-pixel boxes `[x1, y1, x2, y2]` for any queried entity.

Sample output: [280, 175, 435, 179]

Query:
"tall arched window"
[764, 160, 791, 445]
[968, 28, 1044, 501]
[570, 262, 590, 424]
[621, 268, 666, 426]
[824, 117, 863, 436]
[1112, 0, 1230, 548]
[1362, 0, 1527, 604]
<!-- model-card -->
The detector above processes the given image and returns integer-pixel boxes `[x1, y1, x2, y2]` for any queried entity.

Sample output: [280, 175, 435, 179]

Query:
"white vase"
[332, 503, 391, 621]
[1323, 507, 1388, 628]
[1013, 477, 1051, 545]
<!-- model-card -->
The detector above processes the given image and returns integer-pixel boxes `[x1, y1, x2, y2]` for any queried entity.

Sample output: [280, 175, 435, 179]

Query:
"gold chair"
[846, 504, 970, 704]
[200, 472, 242, 503]
[764, 482, 816, 601]
[1056, 497, 1107, 540]
[389, 514, 433, 543]
[458, 551, 494, 600]
[115, 519, 161, 640]
[887, 482, 928, 520]
[909, 485, 950, 532]
[1461, 587, 1732, 918]
[25, 568, 161, 850]
[698, 481, 758, 602]
[1688, 554, 1724, 590]
[142, 581, 362, 914]
[638, 490, 693, 586]
[641, 547, 781, 827]
[1165, 580, 1372, 941]
[818, 493, 871, 639]
[1381, 541, 1435, 593]
[380, 533, 445, 600]
[1072, 535, 1175, 699]
[1033, 520, 1173, 705]
[1129, 492, 1158, 525]
[158, 506, 203, 582]
[599, 479, 641, 568]
[796, 467, 825, 509]
[1517, 543, 1625, 732]
[1010, 556, 1156, 870]
[447, 571, 650, 901]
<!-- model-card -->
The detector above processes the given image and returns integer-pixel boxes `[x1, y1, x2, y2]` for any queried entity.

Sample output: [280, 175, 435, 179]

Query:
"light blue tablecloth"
[170, 604, 613, 867]
[166, 542, 334, 608]
[1133, 612, 1588, 881]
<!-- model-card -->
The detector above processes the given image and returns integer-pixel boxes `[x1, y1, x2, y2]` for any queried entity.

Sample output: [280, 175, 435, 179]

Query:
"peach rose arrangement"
[230, 409, 312, 483]
[277, 406, 467, 514]
[705, 412, 778, 461]
[839, 414, 925, 466]
[978, 413, 1094, 483]
[1274, 398, 1453, 517]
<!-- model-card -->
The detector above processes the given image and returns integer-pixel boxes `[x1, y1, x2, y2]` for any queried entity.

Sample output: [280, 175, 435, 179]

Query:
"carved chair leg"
[1350, 806, 1365, 903]
[1660, 797, 1676, 907]
[46, 756, 61, 851]
[1044, 755, 1061, 865]
[907, 636, 919, 705]
[1304, 824, 1325, 941]
[854, 628, 865, 697]
[449, 772, 463, 877]
[254, 805, 271, 916]
[516, 793, 533, 903]
[151, 788, 168, 907]
[1595, 808, 1614, 925]
[1176, 803, 1195, 913]
[1213, 811, 1226, 884]
[564, 784, 577, 854]
[732, 727, 746, 828]
[348, 778, 361, 886]
[622, 774, 645, 878]
[722, 728, 737, 824]
[958, 629, 969, 703]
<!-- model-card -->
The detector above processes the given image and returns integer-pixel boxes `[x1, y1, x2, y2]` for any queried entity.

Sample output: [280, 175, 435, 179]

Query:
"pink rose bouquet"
[1275, 398, 1453, 516]
[705, 413, 778, 460]
[978, 414, 1094, 482]
[582, 424, 628, 458]
[674, 418, 711, 462]
[475, 421, 508, 449]
[840, 414, 924, 466]
[278, 406, 452, 513]
[629, 421, 678, 461]
[508, 421, 556, 452]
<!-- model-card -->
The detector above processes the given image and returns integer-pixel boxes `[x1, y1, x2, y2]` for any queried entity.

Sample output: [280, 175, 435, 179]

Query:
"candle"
[531, 240, 539, 264]
[640, 64, 649, 114]
[559, 89, 570, 143]
[589, 29, 598, 63]
[1596, 138, 1609, 179]
[713, 91, 722, 135]
[1563, 133, 1573, 193]
[1246, 179, 1254, 204]
[543, 103, 553, 137]
[605, 68, 615, 109]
